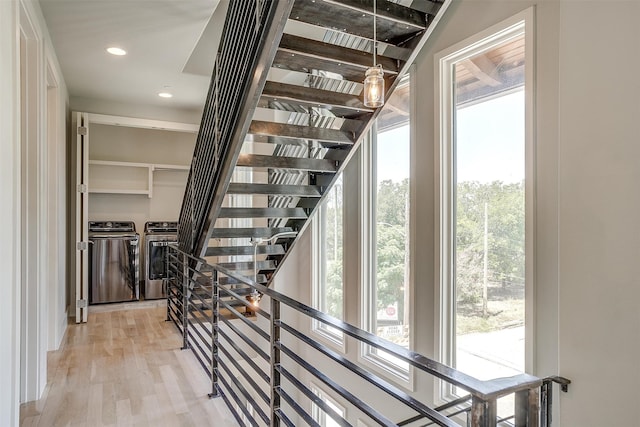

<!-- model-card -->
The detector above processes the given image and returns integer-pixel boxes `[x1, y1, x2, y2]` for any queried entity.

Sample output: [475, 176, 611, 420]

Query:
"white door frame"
[19, 0, 48, 402]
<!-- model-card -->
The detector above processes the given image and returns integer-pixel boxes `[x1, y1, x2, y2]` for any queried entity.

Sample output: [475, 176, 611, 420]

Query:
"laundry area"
[74, 113, 197, 320]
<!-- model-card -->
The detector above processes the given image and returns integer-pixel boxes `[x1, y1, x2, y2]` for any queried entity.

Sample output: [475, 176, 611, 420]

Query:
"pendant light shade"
[364, 0, 384, 108]
[364, 64, 385, 108]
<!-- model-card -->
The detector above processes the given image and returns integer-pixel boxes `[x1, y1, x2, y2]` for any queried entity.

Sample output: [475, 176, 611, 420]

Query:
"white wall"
[1, 0, 69, 423]
[72, 96, 202, 125]
[46, 57, 69, 351]
[0, 1, 22, 424]
[19, 0, 70, 402]
[556, 2, 640, 425]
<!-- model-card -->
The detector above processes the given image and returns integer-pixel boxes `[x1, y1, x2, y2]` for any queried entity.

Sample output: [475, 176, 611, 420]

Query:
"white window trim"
[433, 7, 536, 402]
[359, 72, 416, 390]
[311, 382, 347, 427]
[312, 180, 346, 352]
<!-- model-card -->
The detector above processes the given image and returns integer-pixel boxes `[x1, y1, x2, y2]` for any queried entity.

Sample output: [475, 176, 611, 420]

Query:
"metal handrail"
[211, 262, 541, 402]
[165, 245, 567, 427]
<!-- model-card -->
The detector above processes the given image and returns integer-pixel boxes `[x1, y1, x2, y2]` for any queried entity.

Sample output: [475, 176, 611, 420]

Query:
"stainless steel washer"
[88, 221, 140, 304]
[143, 221, 178, 300]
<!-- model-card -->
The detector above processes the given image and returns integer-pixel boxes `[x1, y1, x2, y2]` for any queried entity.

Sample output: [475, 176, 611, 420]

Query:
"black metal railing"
[177, 0, 294, 257]
[165, 245, 569, 427]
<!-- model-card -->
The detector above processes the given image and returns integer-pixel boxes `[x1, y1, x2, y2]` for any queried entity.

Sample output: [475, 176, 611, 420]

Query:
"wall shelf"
[88, 160, 189, 198]
[89, 188, 151, 195]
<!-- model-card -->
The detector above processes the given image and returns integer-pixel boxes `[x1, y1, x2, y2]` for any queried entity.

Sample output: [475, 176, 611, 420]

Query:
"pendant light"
[364, 0, 384, 108]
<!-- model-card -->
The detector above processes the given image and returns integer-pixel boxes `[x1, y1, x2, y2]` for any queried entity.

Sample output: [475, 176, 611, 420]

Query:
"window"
[436, 9, 533, 409]
[362, 74, 412, 379]
[237, 401, 256, 425]
[313, 173, 344, 344]
[311, 384, 346, 427]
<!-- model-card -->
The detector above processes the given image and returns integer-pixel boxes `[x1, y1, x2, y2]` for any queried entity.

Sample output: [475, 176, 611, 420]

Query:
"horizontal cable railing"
[166, 245, 568, 427]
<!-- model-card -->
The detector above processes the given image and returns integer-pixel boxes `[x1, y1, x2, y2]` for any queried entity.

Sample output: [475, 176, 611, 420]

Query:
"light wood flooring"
[20, 306, 238, 427]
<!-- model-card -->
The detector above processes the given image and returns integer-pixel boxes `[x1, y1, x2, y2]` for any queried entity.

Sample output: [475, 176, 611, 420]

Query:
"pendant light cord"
[373, 0, 377, 67]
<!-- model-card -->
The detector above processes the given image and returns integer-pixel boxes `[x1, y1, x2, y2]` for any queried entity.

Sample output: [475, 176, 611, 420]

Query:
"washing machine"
[88, 221, 140, 304]
[143, 221, 178, 299]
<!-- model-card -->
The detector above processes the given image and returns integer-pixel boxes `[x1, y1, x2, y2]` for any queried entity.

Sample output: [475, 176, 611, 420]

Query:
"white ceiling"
[39, 0, 228, 113]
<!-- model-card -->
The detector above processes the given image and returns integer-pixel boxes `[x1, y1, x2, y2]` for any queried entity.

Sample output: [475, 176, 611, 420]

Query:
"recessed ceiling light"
[106, 47, 127, 56]
[158, 92, 173, 98]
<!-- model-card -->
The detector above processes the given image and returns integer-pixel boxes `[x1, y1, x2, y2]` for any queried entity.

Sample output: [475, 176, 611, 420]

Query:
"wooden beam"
[460, 55, 502, 87]
[236, 153, 338, 172]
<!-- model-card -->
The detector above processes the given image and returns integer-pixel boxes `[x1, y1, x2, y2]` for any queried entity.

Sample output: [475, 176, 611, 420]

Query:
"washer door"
[148, 240, 170, 280]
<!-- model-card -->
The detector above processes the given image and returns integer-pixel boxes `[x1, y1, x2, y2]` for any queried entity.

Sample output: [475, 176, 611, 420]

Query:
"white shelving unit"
[88, 160, 190, 198]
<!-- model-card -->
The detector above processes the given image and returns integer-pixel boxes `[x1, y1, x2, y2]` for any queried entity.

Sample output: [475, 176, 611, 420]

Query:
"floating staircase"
[178, 0, 449, 300]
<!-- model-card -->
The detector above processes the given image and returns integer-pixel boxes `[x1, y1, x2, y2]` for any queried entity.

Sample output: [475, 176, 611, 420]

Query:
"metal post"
[253, 238, 259, 284]
[209, 270, 220, 398]
[541, 380, 552, 427]
[181, 252, 189, 350]
[470, 396, 497, 427]
[270, 297, 281, 426]
[165, 246, 171, 321]
[515, 388, 540, 427]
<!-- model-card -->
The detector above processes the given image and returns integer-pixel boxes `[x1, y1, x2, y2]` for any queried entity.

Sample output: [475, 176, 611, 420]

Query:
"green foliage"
[325, 256, 343, 319]
[455, 180, 525, 307]
[375, 179, 409, 323]
[320, 176, 523, 333]
[377, 179, 409, 225]
[322, 182, 344, 320]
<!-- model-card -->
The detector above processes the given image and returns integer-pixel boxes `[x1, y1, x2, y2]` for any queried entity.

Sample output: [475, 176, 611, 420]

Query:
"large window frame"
[312, 173, 345, 350]
[434, 8, 535, 400]
[360, 72, 415, 387]
[310, 382, 346, 427]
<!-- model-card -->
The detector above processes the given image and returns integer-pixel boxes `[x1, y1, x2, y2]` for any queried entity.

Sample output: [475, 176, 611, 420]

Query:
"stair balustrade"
[166, 245, 569, 427]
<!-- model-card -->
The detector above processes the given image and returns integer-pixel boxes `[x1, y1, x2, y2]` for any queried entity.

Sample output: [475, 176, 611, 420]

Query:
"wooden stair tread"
[262, 81, 372, 113]
[206, 244, 286, 257]
[218, 207, 308, 219]
[289, 0, 427, 43]
[227, 183, 323, 197]
[211, 227, 295, 239]
[248, 120, 356, 145]
[236, 153, 338, 172]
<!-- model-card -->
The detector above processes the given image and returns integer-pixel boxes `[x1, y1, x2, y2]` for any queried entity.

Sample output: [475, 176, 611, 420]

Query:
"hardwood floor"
[20, 306, 238, 426]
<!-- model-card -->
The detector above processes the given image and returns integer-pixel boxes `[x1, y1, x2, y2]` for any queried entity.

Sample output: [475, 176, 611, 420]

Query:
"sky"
[377, 126, 410, 184]
[456, 90, 525, 184]
[376, 89, 524, 185]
